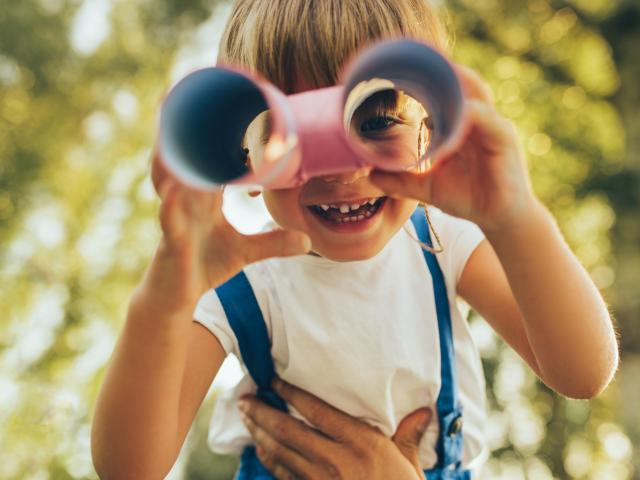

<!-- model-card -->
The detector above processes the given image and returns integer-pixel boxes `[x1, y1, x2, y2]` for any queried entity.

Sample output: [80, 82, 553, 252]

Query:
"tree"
[0, 0, 636, 478]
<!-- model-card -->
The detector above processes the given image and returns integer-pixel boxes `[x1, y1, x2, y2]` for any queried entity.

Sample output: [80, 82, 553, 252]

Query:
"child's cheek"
[262, 188, 309, 232]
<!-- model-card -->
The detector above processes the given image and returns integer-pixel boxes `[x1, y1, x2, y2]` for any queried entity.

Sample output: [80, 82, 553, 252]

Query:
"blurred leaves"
[0, 0, 638, 479]
[450, 1, 638, 478]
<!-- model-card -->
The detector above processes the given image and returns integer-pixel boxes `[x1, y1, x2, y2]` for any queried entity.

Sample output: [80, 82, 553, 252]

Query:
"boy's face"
[257, 79, 425, 262]
[263, 171, 418, 261]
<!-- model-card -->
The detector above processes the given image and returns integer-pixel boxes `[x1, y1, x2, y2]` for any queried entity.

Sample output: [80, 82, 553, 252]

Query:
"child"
[90, 0, 619, 479]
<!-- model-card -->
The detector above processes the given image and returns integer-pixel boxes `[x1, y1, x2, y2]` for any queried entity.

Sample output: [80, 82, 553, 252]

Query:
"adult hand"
[238, 378, 431, 480]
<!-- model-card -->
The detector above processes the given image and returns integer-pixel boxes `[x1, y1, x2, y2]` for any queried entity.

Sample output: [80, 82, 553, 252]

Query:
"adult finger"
[368, 167, 434, 204]
[257, 456, 299, 480]
[239, 395, 337, 463]
[392, 408, 432, 476]
[272, 378, 376, 444]
[242, 229, 312, 264]
[241, 412, 321, 479]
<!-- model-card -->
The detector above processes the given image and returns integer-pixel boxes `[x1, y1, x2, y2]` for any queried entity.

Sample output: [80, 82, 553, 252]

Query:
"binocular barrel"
[159, 39, 465, 190]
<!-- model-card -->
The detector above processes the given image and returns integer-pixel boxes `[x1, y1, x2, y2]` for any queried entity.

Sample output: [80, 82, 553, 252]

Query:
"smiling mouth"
[306, 196, 387, 224]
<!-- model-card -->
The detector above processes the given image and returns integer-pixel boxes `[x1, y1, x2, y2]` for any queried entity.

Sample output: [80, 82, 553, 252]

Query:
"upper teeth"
[319, 198, 379, 212]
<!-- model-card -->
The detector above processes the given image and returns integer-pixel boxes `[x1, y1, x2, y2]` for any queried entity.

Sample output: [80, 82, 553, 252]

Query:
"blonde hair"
[217, 0, 452, 94]
[219, 0, 448, 253]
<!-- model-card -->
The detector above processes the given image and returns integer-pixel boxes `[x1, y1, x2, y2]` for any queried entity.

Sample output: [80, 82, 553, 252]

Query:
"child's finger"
[431, 98, 512, 166]
[158, 181, 188, 245]
[150, 147, 175, 195]
[369, 168, 434, 204]
[241, 229, 312, 264]
[465, 99, 515, 150]
[157, 174, 176, 201]
[454, 64, 495, 105]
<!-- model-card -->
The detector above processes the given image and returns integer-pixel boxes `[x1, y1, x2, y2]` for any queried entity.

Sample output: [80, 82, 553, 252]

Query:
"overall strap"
[410, 208, 466, 474]
[216, 271, 287, 412]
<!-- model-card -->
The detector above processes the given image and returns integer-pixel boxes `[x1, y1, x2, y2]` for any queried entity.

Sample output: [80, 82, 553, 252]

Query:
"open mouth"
[306, 196, 387, 225]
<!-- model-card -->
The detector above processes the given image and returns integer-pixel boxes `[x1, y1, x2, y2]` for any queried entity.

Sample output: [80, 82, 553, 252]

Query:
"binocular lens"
[344, 80, 432, 173]
[160, 69, 273, 187]
[242, 109, 279, 177]
[160, 39, 462, 189]
[342, 39, 464, 173]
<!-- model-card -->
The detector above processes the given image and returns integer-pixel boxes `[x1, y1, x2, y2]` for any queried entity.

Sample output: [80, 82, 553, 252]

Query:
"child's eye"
[360, 115, 398, 133]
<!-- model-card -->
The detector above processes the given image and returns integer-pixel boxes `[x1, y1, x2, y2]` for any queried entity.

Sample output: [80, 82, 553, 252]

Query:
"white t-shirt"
[193, 207, 489, 471]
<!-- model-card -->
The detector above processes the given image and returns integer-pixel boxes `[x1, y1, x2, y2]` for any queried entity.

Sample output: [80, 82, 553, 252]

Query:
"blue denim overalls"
[216, 209, 471, 479]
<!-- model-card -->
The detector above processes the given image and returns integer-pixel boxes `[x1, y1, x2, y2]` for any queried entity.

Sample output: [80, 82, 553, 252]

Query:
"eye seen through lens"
[242, 109, 273, 173]
[344, 79, 433, 173]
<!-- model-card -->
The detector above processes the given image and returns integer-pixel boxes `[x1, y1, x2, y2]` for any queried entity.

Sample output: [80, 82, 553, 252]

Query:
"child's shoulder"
[422, 206, 485, 248]
[415, 207, 486, 288]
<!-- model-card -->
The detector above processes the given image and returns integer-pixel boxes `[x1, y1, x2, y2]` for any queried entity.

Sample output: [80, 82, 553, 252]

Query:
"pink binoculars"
[159, 38, 466, 190]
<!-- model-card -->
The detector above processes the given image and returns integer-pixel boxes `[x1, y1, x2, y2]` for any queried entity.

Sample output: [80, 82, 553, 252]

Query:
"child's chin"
[311, 239, 387, 262]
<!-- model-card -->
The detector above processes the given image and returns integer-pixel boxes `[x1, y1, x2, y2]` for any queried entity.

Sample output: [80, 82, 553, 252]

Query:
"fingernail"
[238, 400, 248, 413]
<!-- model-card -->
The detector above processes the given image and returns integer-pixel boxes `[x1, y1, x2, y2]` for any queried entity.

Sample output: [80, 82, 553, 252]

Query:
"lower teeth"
[319, 201, 382, 223]
[337, 212, 371, 223]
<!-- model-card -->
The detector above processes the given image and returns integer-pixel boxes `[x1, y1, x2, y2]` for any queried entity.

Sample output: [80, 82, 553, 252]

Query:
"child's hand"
[370, 65, 536, 233]
[135, 148, 311, 317]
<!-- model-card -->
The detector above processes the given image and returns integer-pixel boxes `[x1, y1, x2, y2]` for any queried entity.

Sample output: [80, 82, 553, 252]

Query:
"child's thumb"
[243, 229, 312, 264]
[392, 407, 432, 471]
[369, 169, 433, 204]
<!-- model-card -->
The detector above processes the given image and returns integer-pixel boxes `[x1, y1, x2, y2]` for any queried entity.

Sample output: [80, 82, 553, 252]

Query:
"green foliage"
[0, 0, 637, 478]
[449, 1, 638, 477]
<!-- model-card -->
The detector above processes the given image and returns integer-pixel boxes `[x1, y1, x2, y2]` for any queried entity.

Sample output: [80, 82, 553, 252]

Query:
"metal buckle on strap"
[447, 414, 463, 437]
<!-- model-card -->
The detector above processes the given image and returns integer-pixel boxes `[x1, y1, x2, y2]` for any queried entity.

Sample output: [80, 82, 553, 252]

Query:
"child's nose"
[320, 166, 372, 185]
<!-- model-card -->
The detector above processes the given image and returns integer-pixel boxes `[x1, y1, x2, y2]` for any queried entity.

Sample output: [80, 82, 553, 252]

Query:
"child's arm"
[90, 149, 311, 479]
[91, 294, 226, 479]
[457, 206, 617, 398]
[370, 66, 618, 399]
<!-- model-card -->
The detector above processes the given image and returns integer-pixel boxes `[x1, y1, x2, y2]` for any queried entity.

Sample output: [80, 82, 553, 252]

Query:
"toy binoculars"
[159, 38, 466, 190]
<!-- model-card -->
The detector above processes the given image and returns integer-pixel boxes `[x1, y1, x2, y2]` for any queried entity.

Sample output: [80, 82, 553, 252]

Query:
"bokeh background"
[1, 0, 638, 478]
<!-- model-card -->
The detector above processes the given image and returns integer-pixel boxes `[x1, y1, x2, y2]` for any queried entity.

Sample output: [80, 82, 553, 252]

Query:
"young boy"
[91, 1, 619, 478]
